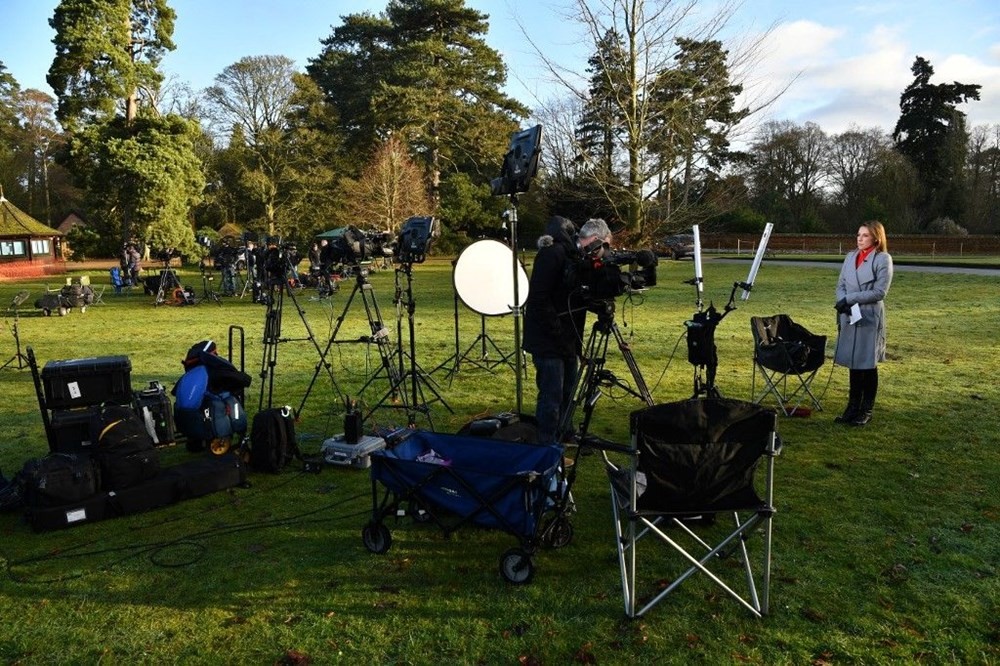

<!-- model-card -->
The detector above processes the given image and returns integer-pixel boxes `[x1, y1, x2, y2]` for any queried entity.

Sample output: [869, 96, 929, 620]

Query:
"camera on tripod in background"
[324, 226, 396, 268]
[262, 237, 302, 286]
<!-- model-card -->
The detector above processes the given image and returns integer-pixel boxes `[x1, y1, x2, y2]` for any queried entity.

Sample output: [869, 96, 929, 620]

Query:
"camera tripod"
[560, 300, 654, 441]
[199, 263, 223, 305]
[153, 257, 181, 306]
[1, 291, 30, 371]
[258, 272, 344, 413]
[300, 265, 420, 424]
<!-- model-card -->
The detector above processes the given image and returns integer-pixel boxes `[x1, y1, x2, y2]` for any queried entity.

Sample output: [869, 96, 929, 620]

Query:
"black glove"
[834, 298, 850, 314]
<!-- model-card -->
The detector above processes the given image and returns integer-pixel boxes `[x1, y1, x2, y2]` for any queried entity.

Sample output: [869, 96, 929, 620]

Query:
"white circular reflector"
[453, 240, 529, 316]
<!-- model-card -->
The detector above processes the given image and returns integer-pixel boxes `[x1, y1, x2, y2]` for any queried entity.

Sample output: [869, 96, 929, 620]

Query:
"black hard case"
[41, 356, 133, 409]
[48, 407, 101, 453]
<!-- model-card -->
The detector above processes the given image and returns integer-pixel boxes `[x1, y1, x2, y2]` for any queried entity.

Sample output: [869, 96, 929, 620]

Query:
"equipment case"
[132, 381, 175, 446]
[41, 356, 132, 409]
[47, 406, 101, 454]
[321, 434, 386, 469]
[27, 453, 247, 532]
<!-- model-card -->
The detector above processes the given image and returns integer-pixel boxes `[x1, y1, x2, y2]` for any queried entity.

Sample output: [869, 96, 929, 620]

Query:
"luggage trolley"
[362, 430, 568, 584]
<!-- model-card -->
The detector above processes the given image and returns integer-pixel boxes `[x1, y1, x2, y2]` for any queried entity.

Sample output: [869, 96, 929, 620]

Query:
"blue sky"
[3, 0, 999, 136]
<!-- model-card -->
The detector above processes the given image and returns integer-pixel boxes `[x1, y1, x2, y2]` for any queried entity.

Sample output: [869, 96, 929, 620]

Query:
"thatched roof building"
[0, 192, 65, 280]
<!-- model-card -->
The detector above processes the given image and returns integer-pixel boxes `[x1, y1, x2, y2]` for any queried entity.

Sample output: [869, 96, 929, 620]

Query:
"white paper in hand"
[849, 303, 862, 325]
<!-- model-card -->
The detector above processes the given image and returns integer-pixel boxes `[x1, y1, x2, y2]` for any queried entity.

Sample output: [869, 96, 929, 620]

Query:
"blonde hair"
[863, 220, 888, 253]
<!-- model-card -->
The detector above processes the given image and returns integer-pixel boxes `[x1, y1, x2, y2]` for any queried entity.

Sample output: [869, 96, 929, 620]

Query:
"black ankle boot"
[851, 403, 873, 426]
[834, 403, 859, 423]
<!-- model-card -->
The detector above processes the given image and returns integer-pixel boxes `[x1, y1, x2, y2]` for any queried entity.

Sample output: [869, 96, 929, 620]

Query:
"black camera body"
[212, 242, 241, 269]
[570, 248, 658, 303]
[262, 240, 300, 284]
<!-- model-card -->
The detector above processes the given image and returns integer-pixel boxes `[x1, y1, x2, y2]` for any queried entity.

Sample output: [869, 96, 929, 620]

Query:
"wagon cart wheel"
[209, 436, 231, 455]
[500, 548, 535, 585]
[362, 522, 392, 554]
[540, 515, 574, 549]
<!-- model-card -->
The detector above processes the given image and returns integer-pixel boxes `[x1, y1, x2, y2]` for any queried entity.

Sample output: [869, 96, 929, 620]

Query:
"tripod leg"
[611, 324, 654, 406]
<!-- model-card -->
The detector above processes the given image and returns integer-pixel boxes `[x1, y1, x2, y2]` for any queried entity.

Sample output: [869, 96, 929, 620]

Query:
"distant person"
[126, 243, 142, 284]
[833, 221, 894, 426]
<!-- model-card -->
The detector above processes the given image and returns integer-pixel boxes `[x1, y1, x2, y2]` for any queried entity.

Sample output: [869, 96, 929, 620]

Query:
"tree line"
[0, 0, 995, 263]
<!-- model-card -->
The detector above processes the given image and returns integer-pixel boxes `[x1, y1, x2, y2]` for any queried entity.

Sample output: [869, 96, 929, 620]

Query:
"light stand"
[394, 263, 451, 425]
[435, 240, 523, 382]
[684, 223, 773, 398]
[1, 291, 30, 371]
[490, 124, 542, 416]
[506, 198, 525, 415]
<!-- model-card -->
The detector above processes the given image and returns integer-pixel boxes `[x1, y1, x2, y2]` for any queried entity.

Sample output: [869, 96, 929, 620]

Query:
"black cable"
[2, 491, 369, 584]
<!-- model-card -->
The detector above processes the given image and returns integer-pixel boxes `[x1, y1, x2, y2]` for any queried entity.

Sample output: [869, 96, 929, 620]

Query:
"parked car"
[656, 233, 695, 260]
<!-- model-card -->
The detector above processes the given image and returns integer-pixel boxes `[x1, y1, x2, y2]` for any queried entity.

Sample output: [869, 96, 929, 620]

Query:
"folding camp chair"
[604, 398, 779, 618]
[77, 276, 105, 305]
[750, 314, 826, 416]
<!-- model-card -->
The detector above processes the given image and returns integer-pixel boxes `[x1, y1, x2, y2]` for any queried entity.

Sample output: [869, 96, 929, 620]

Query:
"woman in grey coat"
[833, 221, 893, 425]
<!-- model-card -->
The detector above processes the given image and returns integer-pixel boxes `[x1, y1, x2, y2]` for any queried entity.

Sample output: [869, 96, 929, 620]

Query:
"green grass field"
[0, 256, 998, 664]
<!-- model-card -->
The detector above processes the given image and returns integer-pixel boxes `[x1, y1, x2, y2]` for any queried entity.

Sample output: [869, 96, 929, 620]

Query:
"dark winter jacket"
[522, 217, 586, 359]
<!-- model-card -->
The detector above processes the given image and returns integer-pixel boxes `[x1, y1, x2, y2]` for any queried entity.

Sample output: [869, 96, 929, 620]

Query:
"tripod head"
[8, 290, 29, 314]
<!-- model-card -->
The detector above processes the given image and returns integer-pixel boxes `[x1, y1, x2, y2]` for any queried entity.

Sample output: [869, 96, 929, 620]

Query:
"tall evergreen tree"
[576, 29, 629, 182]
[650, 39, 749, 209]
[47, 0, 203, 254]
[0, 63, 24, 200]
[892, 56, 980, 227]
[307, 0, 528, 225]
[48, 0, 176, 128]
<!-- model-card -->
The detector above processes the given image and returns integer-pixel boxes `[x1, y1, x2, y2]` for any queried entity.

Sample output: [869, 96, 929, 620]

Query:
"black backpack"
[90, 404, 160, 491]
[249, 407, 299, 473]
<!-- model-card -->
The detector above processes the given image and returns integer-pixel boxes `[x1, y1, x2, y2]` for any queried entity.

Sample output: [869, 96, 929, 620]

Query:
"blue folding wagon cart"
[362, 430, 567, 584]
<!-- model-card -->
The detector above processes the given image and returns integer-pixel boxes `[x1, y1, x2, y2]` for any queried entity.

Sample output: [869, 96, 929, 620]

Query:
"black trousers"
[848, 368, 879, 408]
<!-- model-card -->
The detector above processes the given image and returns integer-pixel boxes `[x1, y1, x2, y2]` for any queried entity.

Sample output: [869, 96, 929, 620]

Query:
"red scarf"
[855, 246, 875, 268]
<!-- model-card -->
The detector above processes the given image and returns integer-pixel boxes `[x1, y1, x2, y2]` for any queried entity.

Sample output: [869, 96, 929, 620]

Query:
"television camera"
[196, 235, 247, 270]
[262, 237, 302, 285]
[571, 245, 658, 306]
[322, 219, 439, 267]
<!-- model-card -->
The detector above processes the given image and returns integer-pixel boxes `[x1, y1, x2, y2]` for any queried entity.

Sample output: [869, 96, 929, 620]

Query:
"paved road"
[711, 258, 1000, 276]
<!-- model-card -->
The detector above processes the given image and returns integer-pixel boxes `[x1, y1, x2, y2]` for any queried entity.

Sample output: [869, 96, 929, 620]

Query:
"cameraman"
[523, 216, 611, 445]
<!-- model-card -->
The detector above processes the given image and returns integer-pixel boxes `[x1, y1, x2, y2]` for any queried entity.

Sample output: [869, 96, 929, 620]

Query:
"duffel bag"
[20, 453, 100, 508]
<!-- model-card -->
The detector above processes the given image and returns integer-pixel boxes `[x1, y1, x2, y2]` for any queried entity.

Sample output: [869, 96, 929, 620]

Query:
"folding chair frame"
[607, 425, 779, 619]
[752, 361, 823, 416]
[750, 316, 825, 416]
